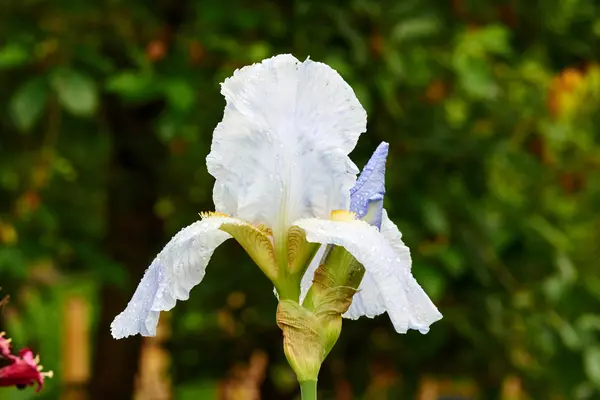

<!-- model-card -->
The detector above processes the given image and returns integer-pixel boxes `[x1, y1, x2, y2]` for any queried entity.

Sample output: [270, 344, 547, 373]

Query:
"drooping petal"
[350, 142, 388, 229]
[345, 209, 405, 319]
[294, 216, 442, 334]
[111, 215, 262, 339]
[206, 54, 367, 237]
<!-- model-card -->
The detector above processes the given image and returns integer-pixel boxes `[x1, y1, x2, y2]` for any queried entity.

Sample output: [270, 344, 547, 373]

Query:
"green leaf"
[457, 25, 511, 57]
[584, 346, 600, 387]
[529, 216, 572, 251]
[402, 48, 434, 87]
[0, 247, 28, 278]
[0, 43, 29, 69]
[51, 68, 98, 117]
[555, 252, 577, 283]
[476, 25, 511, 55]
[584, 276, 600, 300]
[391, 17, 441, 43]
[106, 71, 159, 102]
[444, 96, 469, 127]
[163, 79, 196, 112]
[9, 77, 48, 132]
[458, 58, 499, 100]
[248, 41, 271, 62]
[543, 275, 566, 303]
[578, 315, 600, 332]
[576, 315, 600, 347]
[556, 320, 581, 350]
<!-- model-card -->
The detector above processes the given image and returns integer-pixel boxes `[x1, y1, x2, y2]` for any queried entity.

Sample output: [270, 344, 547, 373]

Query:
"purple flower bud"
[350, 142, 389, 229]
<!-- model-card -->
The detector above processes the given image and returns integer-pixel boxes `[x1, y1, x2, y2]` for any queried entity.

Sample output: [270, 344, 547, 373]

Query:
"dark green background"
[1, 0, 600, 398]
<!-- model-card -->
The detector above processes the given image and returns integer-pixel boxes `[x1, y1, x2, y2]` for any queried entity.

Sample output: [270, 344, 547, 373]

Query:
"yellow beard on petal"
[198, 211, 278, 283]
[255, 223, 274, 237]
[287, 226, 320, 275]
[199, 211, 230, 219]
[330, 210, 356, 222]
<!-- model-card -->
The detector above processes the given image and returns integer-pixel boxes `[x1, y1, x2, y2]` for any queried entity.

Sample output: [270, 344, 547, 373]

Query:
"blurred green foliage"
[1, 0, 600, 399]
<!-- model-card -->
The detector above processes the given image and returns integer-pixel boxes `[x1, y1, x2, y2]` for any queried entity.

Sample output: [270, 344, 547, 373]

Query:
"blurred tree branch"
[89, 96, 166, 400]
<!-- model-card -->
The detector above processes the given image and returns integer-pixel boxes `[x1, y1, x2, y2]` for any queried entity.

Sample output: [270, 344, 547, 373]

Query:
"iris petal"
[294, 216, 442, 334]
[344, 210, 405, 320]
[206, 54, 367, 238]
[111, 215, 257, 338]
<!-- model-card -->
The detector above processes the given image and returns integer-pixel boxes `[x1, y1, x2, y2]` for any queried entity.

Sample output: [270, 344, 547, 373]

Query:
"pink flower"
[0, 332, 15, 359]
[0, 332, 53, 392]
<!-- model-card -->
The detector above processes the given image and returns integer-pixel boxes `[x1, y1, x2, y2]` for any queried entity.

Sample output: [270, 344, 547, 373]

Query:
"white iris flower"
[110, 54, 442, 343]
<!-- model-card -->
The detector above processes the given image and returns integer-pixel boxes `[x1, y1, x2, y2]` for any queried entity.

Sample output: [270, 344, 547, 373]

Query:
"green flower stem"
[300, 380, 317, 400]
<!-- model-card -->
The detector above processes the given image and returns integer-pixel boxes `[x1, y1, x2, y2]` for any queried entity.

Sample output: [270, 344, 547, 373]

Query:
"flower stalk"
[300, 380, 317, 400]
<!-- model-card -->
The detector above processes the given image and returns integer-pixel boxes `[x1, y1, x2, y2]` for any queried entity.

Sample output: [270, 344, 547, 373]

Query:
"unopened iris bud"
[349, 142, 389, 230]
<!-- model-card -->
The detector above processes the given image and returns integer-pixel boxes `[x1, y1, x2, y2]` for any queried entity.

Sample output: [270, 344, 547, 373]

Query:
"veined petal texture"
[206, 54, 367, 237]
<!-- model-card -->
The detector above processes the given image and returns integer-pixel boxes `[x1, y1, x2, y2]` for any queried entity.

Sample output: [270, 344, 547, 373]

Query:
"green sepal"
[302, 245, 365, 311]
[276, 300, 327, 382]
[276, 257, 359, 382]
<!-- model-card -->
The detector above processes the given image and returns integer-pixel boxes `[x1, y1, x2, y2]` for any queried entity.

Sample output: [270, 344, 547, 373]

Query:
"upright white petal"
[294, 217, 442, 334]
[111, 216, 247, 339]
[345, 209, 406, 319]
[206, 54, 367, 237]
